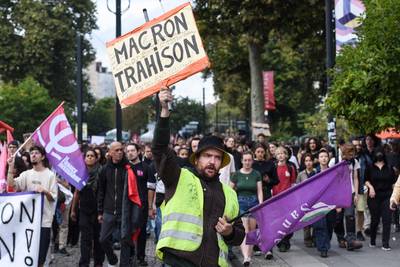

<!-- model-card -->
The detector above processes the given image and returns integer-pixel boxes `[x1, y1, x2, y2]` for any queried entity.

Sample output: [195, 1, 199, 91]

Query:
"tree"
[194, 1, 326, 137]
[0, 77, 58, 139]
[302, 105, 355, 142]
[86, 97, 115, 136]
[264, 31, 326, 137]
[327, 0, 400, 133]
[122, 98, 152, 134]
[195, 1, 286, 127]
[207, 100, 247, 134]
[0, 0, 97, 103]
[169, 97, 204, 134]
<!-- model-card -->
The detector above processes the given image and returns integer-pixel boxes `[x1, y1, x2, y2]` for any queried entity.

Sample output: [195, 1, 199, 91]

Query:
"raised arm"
[151, 89, 181, 189]
[6, 156, 16, 189]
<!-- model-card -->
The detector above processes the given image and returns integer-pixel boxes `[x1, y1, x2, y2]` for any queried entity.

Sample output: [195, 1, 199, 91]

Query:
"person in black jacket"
[251, 143, 279, 201]
[251, 142, 279, 259]
[153, 89, 245, 267]
[365, 148, 397, 250]
[126, 143, 150, 266]
[71, 148, 105, 267]
[97, 142, 141, 267]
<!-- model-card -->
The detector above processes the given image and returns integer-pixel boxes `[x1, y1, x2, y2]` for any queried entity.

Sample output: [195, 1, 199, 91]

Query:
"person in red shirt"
[272, 146, 297, 196]
[272, 146, 297, 252]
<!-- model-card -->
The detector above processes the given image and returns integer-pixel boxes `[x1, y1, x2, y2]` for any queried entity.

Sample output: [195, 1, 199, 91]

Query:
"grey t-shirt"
[14, 168, 58, 227]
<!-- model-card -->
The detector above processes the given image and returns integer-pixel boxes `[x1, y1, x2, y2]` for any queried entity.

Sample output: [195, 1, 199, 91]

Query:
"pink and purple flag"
[0, 143, 8, 193]
[32, 103, 88, 190]
[0, 120, 14, 193]
[246, 161, 352, 252]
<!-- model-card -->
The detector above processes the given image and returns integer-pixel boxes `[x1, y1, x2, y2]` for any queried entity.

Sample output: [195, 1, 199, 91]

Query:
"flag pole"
[35, 101, 65, 132]
[228, 210, 251, 224]
[12, 101, 64, 157]
[12, 134, 32, 157]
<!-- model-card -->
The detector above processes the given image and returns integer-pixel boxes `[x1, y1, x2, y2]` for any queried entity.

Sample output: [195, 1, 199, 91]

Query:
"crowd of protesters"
[3, 126, 400, 266]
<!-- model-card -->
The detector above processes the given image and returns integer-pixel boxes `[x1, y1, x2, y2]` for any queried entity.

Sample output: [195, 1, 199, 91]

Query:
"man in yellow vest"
[152, 89, 245, 267]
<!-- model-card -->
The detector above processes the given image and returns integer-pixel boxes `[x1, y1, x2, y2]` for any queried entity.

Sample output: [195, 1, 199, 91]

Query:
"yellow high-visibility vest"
[156, 168, 239, 267]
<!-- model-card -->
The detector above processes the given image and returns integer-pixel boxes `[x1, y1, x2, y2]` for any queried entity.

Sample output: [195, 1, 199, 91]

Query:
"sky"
[89, 0, 216, 104]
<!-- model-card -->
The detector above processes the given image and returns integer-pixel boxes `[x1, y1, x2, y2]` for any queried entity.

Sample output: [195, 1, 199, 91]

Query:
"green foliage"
[265, 30, 326, 136]
[86, 97, 115, 136]
[0, 77, 58, 139]
[301, 106, 355, 142]
[207, 100, 246, 123]
[122, 98, 152, 134]
[170, 97, 205, 133]
[327, 0, 400, 133]
[0, 0, 97, 103]
[194, 0, 326, 137]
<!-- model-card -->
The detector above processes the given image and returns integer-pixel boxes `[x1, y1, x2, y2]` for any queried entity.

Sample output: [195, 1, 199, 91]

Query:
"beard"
[198, 164, 218, 180]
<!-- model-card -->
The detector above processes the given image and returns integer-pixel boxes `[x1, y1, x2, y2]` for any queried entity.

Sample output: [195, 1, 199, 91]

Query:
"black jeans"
[79, 212, 105, 267]
[38, 227, 51, 265]
[334, 206, 356, 242]
[100, 213, 133, 266]
[277, 233, 293, 249]
[368, 196, 392, 247]
[136, 207, 148, 261]
[67, 208, 80, 246]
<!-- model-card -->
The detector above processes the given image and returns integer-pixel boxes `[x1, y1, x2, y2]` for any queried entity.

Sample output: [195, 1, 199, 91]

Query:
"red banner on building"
[263, 71, 276, 111]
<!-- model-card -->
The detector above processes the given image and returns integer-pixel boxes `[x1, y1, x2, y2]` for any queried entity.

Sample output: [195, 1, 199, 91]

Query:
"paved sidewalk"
[231, 229, 400, 267]
[47, 233, 162, 267]
[48, 228, 400, 267]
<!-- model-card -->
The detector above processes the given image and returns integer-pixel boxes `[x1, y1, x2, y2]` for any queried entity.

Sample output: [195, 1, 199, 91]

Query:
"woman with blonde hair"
[272, 146, 297, 252]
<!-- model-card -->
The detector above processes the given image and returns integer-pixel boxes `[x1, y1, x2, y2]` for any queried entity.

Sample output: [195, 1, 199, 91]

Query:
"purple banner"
[32, 104, 88, 190]
[247, 161, 352, 252]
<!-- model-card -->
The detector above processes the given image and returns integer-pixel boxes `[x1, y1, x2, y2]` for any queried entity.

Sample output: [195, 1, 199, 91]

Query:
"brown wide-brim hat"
[189, 135, 231, 168]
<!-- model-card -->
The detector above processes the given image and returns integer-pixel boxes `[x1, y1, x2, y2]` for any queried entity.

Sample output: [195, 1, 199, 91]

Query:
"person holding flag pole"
[5, 101, 94, 266]
[7, 145, 58, 267]
[228, 153, 354, 258]
[311, 148, 336, 258]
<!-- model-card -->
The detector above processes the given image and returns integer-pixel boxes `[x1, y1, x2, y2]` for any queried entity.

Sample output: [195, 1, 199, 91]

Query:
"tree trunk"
[248, 41, 266, 138]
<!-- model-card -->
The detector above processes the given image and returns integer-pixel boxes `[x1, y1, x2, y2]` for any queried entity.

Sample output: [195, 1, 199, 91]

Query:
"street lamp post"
[76, 34, 83, 143]
[202, 87, 206, 133]
[115, 0, 122, 141]
[107, 0, 131, 141]
[325, 0, 337, 149]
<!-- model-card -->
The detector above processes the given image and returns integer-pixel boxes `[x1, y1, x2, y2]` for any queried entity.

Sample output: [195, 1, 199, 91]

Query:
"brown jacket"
[152, 117, 245, 267]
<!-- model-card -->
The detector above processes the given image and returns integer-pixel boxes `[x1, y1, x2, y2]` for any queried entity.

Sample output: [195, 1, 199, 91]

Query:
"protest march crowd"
[2, 90, 400, 267]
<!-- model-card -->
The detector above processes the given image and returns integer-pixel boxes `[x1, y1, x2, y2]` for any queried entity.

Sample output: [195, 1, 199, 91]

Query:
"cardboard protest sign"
[106, 2, 210, 107]
[0, 192, 43, 267]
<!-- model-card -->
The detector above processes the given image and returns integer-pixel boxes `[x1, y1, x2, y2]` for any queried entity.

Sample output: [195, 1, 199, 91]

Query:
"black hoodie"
[97, 158, 128, 217]
[79, 163, 101, 213]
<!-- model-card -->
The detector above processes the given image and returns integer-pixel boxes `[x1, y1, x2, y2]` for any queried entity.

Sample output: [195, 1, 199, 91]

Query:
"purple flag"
[31, 103, 88, 190]
[247, 161, 352, 252]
